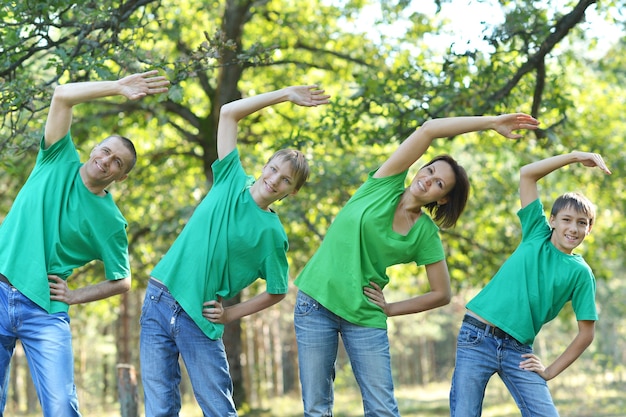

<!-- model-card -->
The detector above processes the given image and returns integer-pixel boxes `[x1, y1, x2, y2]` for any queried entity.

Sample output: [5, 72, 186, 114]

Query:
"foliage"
[2, 0, 626, 413]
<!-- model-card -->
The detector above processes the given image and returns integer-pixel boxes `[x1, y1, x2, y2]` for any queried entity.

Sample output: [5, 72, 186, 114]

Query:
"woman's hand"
[492, 113, 540, 139]
[363, 281, 389, 316]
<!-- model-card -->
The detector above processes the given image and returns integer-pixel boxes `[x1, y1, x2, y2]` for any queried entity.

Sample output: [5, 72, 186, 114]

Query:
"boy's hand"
[573, 151, 611, 174]
[520, 353, 552, 380]
[286, 85, 331, 107]
[202, 298, 226, 324]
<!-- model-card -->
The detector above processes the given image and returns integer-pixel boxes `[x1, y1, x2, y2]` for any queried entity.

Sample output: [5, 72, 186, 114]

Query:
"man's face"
[83, 137, 134, 186]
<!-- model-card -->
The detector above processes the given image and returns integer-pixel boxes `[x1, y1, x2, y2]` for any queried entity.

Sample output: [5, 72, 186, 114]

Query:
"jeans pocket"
[457, 325, 483, 347]
[139, 290, 158, 326]
[510, 338, 533, 354]
[294, 291, 318, 316]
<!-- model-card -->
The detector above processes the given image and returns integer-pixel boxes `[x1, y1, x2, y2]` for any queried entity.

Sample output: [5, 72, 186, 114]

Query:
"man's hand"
[49, 275, 72, 304]
[117, 70, 170, 101]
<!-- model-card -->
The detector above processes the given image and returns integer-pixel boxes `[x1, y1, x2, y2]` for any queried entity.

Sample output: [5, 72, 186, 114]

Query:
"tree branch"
[487, 0, 597, 105]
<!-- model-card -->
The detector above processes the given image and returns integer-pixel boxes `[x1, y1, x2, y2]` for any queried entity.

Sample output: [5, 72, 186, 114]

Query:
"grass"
[237, 379, 626, 417]
[10, 378, 626, 416]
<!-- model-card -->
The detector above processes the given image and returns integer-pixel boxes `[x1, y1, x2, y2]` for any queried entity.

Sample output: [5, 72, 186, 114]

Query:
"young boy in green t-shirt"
[139, 85, 330, 417]
[450, 151, 611, 417]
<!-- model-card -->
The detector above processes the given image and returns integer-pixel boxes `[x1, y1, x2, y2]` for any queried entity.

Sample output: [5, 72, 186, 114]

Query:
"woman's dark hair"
[422, 155, 470, 229]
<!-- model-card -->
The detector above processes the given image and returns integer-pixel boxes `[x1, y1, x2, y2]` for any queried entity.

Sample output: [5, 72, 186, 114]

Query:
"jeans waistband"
[463, 314, 518, 342]
[148, 277, 170, 293]
[0, 273, 13, 287]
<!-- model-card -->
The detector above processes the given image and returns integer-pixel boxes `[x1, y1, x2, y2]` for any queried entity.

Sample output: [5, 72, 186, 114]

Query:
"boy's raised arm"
[216, 85, 329, 160]
[519, 151, 611, 209]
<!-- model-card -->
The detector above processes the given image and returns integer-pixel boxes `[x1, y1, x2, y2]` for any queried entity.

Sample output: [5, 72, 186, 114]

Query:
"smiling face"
[249, 156, 300, 210]
[549, 206, 592, 254]
[407, 160, 456, 206]
[82, 136, 135, 187]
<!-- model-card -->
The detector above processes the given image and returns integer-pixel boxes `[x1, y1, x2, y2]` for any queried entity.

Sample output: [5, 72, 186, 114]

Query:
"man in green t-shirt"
[0, 70, 169, 417]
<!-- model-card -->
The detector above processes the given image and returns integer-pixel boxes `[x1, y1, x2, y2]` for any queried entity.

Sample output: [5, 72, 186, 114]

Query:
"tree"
[2, 0, 625, 412]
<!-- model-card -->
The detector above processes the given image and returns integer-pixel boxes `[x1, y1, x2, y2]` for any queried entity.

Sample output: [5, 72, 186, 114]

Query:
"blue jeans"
[450, 315, 559, 417]
[0, 281, 80, 417]
[139, 280, 237, 417]
[294, 290, 400, 417]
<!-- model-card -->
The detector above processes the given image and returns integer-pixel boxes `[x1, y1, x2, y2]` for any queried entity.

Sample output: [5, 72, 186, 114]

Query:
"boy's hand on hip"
[520, 353, 551, 380]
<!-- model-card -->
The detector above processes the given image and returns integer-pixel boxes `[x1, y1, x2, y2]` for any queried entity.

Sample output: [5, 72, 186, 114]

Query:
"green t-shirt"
[151, 149, 290, 340]
[295, 170, 445, 329]
[467, 198, 598, 345]
[0, 133, 130, 313]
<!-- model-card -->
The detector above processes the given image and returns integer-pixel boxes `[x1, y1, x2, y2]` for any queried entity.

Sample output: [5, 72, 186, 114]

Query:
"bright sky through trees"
[351, 0, 622, 57]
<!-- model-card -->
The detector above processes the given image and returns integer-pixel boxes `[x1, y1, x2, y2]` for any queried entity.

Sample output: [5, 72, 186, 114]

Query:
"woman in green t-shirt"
[294, 113, 540, 417]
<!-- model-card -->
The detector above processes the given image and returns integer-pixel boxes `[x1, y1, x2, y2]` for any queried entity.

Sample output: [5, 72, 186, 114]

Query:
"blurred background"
[1, 0, 625, 415]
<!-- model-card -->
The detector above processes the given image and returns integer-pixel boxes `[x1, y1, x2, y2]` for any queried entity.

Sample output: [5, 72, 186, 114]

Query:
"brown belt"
[0, 273, 13, 287]
[149, 277, 170, 293]
[463, 314, 518, 342]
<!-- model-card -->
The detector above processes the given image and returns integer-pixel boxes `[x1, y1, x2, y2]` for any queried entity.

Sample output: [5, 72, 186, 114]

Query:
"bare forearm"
[521, 321, 595, 380]
[220, 88, 293, 122]
[418, 116, 499, 139]
[223, 292, 286, 323]
[398, 117, 498, 162]
[544, 330, 594, 380]
[45, 71, 168, 147]
[375, 114, 536, 178]
[53, 70, 168, 107]
[65, 278, 131, 305]
[53, 81, 124, 107]
[386, 290, 451, 317]
[520, 153, 580, 182]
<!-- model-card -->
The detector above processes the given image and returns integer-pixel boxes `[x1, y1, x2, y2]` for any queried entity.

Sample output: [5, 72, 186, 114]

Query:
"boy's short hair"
[551, 192, 596, 226]
[267, 149, 310, 191]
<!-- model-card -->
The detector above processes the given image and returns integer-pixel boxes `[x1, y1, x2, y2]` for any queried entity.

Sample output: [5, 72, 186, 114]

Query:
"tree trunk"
[223, 295, 245, 408]
[117, 364, 139, 417]
[271, 311, 283, 396]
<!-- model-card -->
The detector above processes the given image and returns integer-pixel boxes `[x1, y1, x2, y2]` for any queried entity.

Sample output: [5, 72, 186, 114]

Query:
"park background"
[1, 0, 625, 415]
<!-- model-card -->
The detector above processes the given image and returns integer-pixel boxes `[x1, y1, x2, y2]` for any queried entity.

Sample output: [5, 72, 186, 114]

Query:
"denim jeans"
[450, 315, 559, 417]
[139, 280, 237, 417]
[0, 281, 80, 417]
[294, 290, 400, 417]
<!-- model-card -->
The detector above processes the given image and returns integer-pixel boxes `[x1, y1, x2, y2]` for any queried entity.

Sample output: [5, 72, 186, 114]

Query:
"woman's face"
[407, 160, 456, 205]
